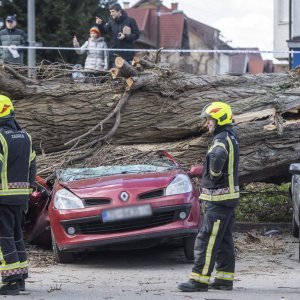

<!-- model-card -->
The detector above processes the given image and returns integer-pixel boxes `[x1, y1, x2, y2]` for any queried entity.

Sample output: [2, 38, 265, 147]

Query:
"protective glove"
[187, 164, 204, 177]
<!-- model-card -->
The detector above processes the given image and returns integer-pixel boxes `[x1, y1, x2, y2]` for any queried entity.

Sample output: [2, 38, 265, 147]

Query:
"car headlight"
[54, 189, 84, 210]
[165, 174, 193, 196]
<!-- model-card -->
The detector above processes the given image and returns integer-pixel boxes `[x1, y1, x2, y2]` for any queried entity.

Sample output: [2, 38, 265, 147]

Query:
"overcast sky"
[125, 0, 274, 58]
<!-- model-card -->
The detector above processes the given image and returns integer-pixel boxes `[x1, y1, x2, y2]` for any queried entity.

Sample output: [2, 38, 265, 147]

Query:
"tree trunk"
[0, 63, 300, 184]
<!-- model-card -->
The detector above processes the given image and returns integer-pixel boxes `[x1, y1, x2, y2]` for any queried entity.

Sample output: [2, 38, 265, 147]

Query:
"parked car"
[289, 163, 300, 259]
[26, 151, 203, 263]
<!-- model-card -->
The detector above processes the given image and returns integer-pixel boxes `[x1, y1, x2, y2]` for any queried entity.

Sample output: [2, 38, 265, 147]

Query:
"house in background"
[273, 0, 289, 62]
[230, 48, 265, 74]
[125, 1, 281, 74]
[187, 17, 233, 75]
[274, 0, 300, 68]
[124, 0, 232, 75]
[230, 48, 287, 74]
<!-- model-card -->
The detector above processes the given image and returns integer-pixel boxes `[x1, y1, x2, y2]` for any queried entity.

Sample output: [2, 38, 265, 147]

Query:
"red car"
[26, 151, 203, 263]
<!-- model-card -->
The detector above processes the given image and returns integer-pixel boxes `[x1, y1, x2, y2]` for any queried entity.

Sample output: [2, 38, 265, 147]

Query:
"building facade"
[125, 0, 232, 75]
[273, 0, 289, 61]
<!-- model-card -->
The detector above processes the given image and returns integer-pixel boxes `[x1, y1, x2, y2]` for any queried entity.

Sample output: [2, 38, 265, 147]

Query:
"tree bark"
[0, 63, 300, 184]
[37, 115, 300, 184]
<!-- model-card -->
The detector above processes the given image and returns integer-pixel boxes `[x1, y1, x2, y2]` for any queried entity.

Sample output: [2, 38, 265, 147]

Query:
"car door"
[26, 178, 52, 246]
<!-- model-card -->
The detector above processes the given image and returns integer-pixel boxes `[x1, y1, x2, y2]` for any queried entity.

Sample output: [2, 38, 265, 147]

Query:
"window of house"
[278, 0, 289, 23]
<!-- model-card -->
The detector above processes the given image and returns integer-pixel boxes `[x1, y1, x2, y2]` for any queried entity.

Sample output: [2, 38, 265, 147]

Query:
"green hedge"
[236, 183, 292, 222]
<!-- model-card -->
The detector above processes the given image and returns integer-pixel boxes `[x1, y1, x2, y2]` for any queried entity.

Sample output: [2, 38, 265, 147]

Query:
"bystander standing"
[73, 26, 108, 71]
[0, 16, 28, 65]
[95, 3, 139, 65]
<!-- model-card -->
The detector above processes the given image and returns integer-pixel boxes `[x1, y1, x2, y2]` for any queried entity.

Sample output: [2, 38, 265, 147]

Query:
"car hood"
[59, 169, 182, 198]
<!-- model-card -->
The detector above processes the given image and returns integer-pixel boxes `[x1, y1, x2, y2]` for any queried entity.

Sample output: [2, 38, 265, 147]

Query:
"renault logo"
[120, 191, 129, 202]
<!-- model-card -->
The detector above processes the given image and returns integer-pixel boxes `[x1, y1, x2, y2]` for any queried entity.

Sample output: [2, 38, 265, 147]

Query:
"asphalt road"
[6, 232, 300, 299]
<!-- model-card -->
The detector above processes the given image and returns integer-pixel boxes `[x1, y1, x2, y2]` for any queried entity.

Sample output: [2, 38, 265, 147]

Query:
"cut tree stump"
[114, 56, 139, 77]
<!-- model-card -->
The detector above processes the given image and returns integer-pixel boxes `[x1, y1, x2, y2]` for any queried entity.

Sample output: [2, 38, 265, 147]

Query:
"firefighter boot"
[0, 281, 20, 295]
[178, 279, 208, 292]
[19, 278, 25, 291]
[209, 279, 233, 291]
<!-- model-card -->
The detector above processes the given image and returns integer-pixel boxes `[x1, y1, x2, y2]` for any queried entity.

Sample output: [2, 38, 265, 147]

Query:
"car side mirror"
[187, 165, 203, 178]
[289, 163, 300, 175]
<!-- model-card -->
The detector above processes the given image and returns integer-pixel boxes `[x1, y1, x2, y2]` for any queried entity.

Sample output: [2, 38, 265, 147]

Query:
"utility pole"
[27, 0, 36, 77]
[156, 0, 161, 49]
[289, 0, 292, 69]
[213, 31, 219, 75]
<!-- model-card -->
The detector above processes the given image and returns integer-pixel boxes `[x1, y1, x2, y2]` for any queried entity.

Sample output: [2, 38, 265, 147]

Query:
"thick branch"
[3, 64, 38, 85]
[114, 56, 139, 78]
[132, 56, 155, 69]
[65, 91, 131, 146]
[125, 73, 158, 91]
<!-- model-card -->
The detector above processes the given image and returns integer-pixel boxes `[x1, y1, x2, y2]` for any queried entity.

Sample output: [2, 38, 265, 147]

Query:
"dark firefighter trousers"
[0, 205, 28, 283]
[190, 201, 236, 284]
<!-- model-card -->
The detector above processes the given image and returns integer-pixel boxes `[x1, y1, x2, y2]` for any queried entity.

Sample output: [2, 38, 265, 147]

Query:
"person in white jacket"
[73, 26, 108, 71]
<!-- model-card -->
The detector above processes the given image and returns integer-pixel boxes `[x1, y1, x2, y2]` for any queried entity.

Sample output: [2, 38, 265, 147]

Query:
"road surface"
[7, 231, 300, 299]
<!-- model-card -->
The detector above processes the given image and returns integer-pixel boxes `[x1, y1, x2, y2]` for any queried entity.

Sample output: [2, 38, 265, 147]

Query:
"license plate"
[102, 204, 152, 223]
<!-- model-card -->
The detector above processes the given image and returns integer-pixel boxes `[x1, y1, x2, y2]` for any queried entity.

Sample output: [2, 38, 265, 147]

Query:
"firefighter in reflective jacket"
[0, 95, 36, 295]
[178, 101, 239, 292]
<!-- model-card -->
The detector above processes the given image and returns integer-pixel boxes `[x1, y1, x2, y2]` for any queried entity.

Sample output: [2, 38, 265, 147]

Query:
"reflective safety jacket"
[200, 126, 239, 206]
[0, 127, 36, 205]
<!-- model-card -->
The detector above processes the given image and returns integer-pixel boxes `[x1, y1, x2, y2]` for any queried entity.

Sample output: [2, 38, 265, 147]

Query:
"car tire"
[183, 235, 196, 261]
[292, 213, 299, 238]
[51, 231, 74, 263]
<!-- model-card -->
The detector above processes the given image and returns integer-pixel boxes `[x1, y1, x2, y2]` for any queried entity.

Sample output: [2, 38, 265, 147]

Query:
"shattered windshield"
[57, 163, 177, 182]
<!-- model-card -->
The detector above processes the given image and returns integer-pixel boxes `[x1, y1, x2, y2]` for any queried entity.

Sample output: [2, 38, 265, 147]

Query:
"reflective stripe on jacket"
[0, 128, 36, 205]
[200, 126, 239, 205]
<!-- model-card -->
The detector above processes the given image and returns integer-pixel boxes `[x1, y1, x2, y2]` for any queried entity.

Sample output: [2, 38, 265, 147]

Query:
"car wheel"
[292, 213, 299, 238]
[183, 235, 196, 261]
[51, 231, 74, 263]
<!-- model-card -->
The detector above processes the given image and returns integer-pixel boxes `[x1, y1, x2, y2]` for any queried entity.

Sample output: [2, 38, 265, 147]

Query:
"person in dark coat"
[95, 3, 139, 64]
[0, 16, 28, 65]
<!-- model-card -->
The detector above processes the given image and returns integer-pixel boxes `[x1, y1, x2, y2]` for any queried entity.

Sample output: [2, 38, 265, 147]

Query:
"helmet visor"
[200, 103, 211, 119]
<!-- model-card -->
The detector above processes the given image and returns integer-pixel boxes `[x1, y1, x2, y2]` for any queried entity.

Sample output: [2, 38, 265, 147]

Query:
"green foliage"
[0, 0, 117, 63]
[236, 182, 292, 222]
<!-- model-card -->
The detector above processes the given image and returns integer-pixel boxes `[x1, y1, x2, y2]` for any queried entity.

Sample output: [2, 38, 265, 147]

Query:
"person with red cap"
[73, 26, 108, 71]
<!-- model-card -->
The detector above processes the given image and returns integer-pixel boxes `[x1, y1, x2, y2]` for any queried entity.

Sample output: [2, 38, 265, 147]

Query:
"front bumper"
[58, 228, 198, 251]
[52, 204, 200, 251]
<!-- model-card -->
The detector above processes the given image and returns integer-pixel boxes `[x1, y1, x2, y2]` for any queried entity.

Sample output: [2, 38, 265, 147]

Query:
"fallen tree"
[0, 58, 300, 184]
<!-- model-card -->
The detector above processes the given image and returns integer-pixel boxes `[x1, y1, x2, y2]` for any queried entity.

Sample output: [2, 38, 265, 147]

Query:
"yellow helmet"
[200, 101, 232, 126]
[0, 95, 14, 119]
